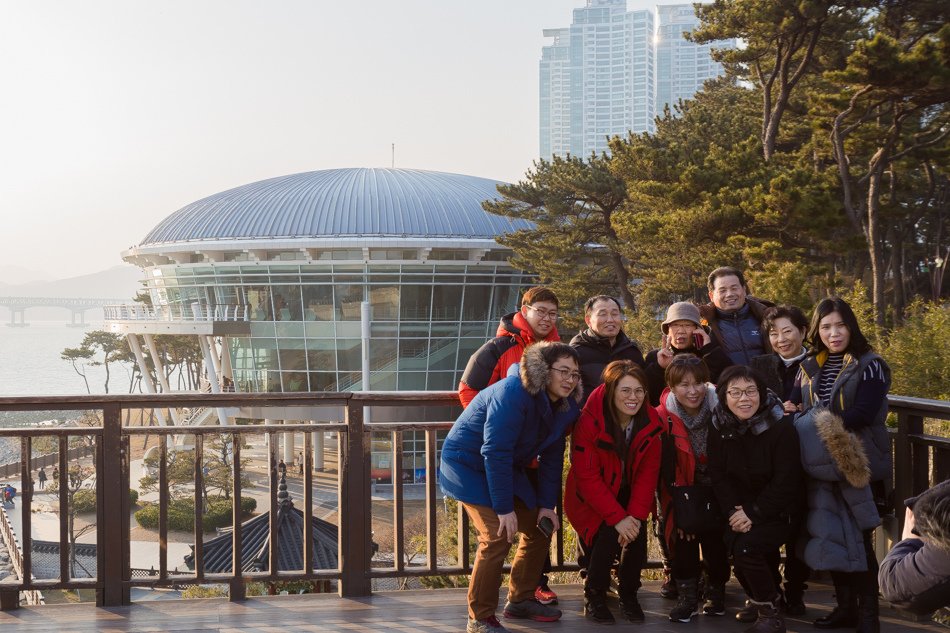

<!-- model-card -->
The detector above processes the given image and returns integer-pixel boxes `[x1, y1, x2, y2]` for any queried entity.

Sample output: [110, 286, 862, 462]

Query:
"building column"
[142, 334, 180, 424]
[126, 334, 167, 426]
[264, 418, 276, 448]
[282, 421, 295, 465]
[198, 335, 230, 425]
[312, 426, 325, 471]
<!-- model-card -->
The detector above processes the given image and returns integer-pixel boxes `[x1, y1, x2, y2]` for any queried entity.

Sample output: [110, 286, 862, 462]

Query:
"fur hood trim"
[814, 409, 871, 488]
[520, 343, 583, 405]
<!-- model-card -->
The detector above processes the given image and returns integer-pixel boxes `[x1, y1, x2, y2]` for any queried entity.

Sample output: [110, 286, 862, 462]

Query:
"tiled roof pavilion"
[186, 476, 339, 573]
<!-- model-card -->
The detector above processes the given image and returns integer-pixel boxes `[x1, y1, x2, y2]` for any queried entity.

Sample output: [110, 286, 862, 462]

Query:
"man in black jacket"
[570, 295, 644, 406]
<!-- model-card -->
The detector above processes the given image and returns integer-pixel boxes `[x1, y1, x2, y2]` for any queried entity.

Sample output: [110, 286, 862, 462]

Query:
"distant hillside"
[1, 265, 143, 300]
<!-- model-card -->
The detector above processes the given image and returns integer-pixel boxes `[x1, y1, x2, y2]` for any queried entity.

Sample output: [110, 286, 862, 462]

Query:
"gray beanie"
[661, 301, 701, 334]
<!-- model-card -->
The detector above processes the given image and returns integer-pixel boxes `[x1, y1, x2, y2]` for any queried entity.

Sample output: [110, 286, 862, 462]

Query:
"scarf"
[713, 391, 784, 438]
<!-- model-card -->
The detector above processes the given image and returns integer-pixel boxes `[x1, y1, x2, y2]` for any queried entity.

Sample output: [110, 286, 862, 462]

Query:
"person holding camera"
[879, 479, 950, 616]
[565, 361, 663, 624]
[439, 342, 582, 633]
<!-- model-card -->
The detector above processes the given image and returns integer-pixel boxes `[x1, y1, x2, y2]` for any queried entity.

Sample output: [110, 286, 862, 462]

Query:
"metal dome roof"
[140, 168, 529, 245]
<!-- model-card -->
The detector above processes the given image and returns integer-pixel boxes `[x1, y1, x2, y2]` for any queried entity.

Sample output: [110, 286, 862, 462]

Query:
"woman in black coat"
[708, 365, 802, 633]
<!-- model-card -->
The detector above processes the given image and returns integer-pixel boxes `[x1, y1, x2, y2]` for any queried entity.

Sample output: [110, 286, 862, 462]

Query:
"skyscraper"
[541, 0, 654, 158]
[540, 1, 733, 159]
[655, 4, 728, 117]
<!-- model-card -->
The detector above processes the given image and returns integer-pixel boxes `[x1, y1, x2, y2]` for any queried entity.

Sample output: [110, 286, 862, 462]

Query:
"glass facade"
[144, 259, 527, 394]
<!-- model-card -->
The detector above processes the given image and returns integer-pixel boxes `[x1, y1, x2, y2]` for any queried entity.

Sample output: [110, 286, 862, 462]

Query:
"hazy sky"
[1, 1, 657, 281]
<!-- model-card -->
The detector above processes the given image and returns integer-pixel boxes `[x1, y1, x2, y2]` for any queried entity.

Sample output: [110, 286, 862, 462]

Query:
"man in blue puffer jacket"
[440, 342, 582, 633]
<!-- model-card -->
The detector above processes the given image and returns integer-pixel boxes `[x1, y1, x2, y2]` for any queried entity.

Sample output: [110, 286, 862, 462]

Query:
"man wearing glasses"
[459, 286, 562, 408]
[570, 294, 645, 406]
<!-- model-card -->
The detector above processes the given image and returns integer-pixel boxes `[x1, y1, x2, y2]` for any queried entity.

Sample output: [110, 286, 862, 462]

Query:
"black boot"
[669, 578, 700, 623]
[745, 597, 786, 633]
[618, 590, 645, 623]
[584, 587, 615, 625]
[703, 583, 726, 616]
[783, 581, 806, 616]
[736, 599, 757, 623]
[813, 583, 856, 629]
[855, 591, 880, 633]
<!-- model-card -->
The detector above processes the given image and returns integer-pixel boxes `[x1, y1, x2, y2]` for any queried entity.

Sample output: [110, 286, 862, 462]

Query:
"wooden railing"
[0, 391, 946, 610]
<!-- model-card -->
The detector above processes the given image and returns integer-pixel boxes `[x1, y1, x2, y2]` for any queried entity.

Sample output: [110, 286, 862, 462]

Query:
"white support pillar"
[126, 334, 167, 426]
[219, 335, 234, 389]
[264, 418, 277, 448]
[197, 335, 230, 425]
[143, 333, 180, 424]
[282, 421, 295, 465]
[312, 427, 325, 471]
[206, 335, 223, 378]
[361, 301, 371, 423]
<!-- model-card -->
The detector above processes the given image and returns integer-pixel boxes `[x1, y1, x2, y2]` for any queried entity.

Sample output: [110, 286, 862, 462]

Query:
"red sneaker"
[534, 583, 559, 605]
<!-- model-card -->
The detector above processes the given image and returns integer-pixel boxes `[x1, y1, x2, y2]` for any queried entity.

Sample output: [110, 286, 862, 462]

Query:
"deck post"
[338, 396, 372, 597]
[98, 403, 130, 606]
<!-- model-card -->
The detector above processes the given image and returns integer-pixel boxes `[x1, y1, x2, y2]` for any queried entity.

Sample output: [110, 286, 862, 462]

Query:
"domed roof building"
[107, 168, 533, 483]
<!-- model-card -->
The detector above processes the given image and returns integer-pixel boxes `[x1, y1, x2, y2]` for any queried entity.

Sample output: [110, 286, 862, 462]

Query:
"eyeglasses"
[670, 355, 703, 366]
[550, 366, 581, 383]
[726, 387, 759, 400]
[525, 305, 558, 321]
[617, 387, 646, 398]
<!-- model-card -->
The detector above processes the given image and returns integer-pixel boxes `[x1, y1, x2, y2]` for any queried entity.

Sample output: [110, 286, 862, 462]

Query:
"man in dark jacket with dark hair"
[699, 266, 772, 366]
[570, 295, 644, 406]
[879, 479, 950, 616]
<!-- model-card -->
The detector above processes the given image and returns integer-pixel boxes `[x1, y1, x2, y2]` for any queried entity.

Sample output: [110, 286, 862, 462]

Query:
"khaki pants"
[462, 500, 551, 621]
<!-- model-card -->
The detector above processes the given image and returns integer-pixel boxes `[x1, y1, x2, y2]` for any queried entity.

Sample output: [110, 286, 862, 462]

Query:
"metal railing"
[103, 304, 249, 322]
[0, 391, 946, 611]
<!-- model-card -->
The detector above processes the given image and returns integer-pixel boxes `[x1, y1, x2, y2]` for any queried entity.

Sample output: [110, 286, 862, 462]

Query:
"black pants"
[671, 527, 729, 585]
[830, 529, 879, 597]
[765, 514, 809, 590]
[734, 547, 780, 602]
[580, 521, 648, 595]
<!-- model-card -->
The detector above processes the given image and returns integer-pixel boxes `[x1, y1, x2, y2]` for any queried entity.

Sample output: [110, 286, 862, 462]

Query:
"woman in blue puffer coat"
[794, 297, 890, 633]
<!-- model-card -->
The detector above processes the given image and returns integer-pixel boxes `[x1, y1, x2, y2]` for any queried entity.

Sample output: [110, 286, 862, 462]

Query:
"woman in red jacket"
[565, 361, 663, 625]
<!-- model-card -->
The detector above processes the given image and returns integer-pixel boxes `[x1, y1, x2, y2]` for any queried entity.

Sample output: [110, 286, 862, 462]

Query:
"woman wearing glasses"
[794, 298, 891, 633]
[708, 365, 802, 633]
[655, 354, 731, 623]
[565, 361, 663, 624]
[439, 342, 583, 633]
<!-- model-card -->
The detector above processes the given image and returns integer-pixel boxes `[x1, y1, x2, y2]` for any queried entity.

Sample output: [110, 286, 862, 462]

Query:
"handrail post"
[893, 409, 923, 537]
[98, 404, 129, 606]
[338, 396, 371, 597]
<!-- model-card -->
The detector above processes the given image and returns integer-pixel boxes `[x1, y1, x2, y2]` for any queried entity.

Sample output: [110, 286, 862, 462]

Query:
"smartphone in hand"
[537, 516, 555, 538]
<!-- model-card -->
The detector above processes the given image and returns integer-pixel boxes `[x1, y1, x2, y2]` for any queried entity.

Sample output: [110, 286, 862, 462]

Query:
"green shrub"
[71, 488, 141, 513]
[134, 496, 256, 531]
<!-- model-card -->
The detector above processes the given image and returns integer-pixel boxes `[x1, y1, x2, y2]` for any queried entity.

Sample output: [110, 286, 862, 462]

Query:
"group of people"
[437, 266, 939, 633]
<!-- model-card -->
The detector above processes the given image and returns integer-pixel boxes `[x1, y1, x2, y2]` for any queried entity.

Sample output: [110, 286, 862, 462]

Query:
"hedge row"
[134, 496, 257, 532]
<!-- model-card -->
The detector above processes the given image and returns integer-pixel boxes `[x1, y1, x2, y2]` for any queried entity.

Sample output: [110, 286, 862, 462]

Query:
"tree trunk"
[888, 226, 905, 325]
[867, 166, 886, 327]
[609, 252, 637, 313]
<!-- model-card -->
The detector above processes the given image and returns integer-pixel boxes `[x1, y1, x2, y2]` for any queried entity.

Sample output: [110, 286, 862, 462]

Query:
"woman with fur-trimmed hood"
[440, 342, 582, 633]
[794, 298, 891, 633]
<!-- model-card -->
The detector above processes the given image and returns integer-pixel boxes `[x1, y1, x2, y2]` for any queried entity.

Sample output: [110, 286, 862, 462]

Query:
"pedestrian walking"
[38, 467, 47, 490]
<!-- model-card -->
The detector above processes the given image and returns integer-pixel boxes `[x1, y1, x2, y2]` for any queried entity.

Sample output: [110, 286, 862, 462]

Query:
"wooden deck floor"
[0, 581, 942, 632]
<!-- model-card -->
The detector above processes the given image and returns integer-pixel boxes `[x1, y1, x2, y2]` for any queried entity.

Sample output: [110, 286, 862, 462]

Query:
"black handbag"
[669, 484, 722, 534]
[661, 415, 723, 534]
